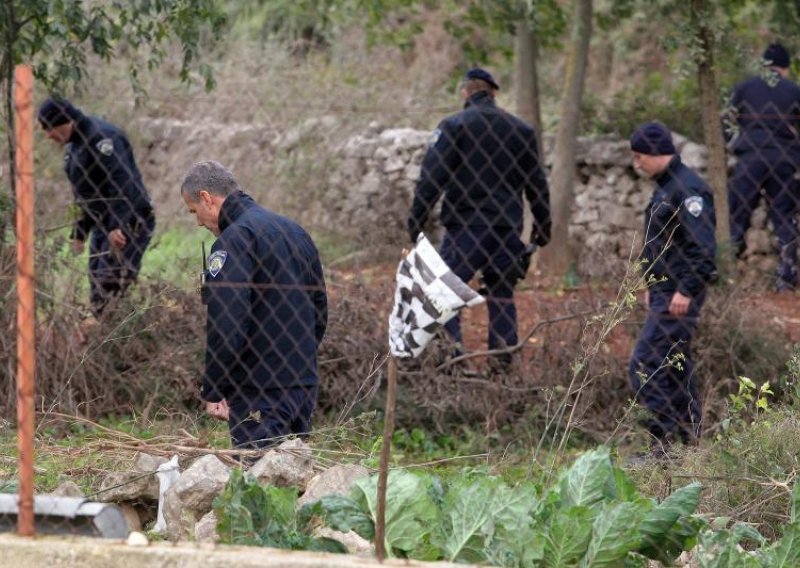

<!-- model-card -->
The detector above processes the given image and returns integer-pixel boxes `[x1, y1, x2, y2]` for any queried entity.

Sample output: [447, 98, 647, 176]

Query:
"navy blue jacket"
[203, 191, 328, 402]
[407, 91, 550, 245]
[728, 70, 800, 163]
[641, 156, 717, 299]
[64, 111, 153, 240]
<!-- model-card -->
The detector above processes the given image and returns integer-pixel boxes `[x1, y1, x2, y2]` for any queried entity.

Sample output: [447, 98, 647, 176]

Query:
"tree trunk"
[1, 0, 19, 246]
[538, 0, 593, 278]
[692, 0, 730, 254]
[514, 19, 542, 134]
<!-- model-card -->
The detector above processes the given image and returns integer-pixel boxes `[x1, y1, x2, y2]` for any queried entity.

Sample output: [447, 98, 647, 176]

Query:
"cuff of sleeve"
[201, 379, 225, 403]
[677, 282, 699, 298]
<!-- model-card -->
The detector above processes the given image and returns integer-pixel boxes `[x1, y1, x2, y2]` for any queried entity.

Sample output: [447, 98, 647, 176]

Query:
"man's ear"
[198, 190, 213, 206]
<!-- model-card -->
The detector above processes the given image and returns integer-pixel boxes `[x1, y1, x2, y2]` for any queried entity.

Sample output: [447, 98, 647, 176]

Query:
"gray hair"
[180, 160, 240, 201]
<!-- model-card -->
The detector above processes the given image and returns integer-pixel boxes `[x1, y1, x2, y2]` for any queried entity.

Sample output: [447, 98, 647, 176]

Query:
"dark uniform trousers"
[227, 386, 318, 449]
[440, 227, 525, 362]
[88, 212, 155, 314]
[729, 152, 799, 288]
[629, 287, 704, 444]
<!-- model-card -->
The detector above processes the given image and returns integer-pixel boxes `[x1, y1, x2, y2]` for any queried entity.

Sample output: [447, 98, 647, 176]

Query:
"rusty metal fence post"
[14, 64, 36, 537]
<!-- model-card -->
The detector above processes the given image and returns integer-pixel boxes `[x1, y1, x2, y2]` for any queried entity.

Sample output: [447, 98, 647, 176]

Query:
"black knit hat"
[630, 122, 676, 156]
[464, 67, 500, 90]
[37, 97, 80, 129]
[763, 42, 790, 69]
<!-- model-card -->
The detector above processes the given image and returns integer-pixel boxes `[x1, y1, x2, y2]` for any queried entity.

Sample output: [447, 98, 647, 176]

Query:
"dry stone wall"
[122, 115, 781, 280]
[323, 126, 780, 279]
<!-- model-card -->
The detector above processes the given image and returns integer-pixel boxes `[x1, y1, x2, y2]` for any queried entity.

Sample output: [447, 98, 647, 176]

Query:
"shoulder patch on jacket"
[428, 128, 442, 146]
[684, 196, 703, 218]
[96, 138, 114, 156]
[208, 250, 228, 277]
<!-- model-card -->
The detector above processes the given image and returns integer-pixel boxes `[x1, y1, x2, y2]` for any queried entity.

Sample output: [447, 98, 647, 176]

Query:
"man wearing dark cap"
[628, 122, 717, 457]
[726, 42, 800, 291]
[407, 67, 550, 371]
[38, 97, 155, 315]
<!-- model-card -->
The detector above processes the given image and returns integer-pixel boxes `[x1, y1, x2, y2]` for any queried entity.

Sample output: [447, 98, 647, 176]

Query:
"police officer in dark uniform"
[628, 122, 717, 454]
[727, 42, 800, 291]
[180, 161, 328, 450]
[38, 98, 155, 315]
[407, 67, 550, 368]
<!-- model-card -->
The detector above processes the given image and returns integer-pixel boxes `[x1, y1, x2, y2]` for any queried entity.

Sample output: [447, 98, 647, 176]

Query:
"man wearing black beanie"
[38, 97, 155, 315]
[726, 42, 800, 292]
[628, 122, 717, 459]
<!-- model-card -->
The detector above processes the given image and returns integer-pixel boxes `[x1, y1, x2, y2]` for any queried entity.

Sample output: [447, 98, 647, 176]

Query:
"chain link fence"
[2, 64, 799, 565]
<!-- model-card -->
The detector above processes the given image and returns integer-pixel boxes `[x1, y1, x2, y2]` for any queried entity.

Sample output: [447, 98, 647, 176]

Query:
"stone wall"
[321, 126, 779, 279]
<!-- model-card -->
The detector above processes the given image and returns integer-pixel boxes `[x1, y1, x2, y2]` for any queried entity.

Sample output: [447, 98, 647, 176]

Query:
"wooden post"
[14, 64, 36, 537]
[374, 356, 397, 562]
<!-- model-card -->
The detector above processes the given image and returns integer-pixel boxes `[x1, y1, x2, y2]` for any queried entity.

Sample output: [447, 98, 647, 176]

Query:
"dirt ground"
[337, 257, 800, 368]
[324, 256, 800, 442]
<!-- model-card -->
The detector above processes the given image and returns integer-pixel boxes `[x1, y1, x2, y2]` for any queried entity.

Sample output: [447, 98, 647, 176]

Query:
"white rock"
[297, 464, 369, 509]
[194, 510, 219, 543]
[249, 439, 316, 490]
[173, 455, 231, 513]
[48, 481, 84, 498]
[315, 526, 373, 556]
[126, 531, 149, 547]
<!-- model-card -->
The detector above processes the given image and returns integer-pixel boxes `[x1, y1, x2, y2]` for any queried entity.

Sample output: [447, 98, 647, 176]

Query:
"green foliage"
[543, 505, 593, 567]
[308, 447, 706, 566]
[228, 0, 566, 83]
[441, 0, 566, 65]
[352, 470, 440, 557]
[638, 483, 703, 563]
[1, 0, 226, 95]
[582, 73, 703, 139]
[213, 468, 347, 552]
[779, 345, 800, 403]
[560, 446, 612, 508]
[138, 227, 209, 290]
[726, 376, 774, 425]
[695, 521, 767, 568]
[227, 0, 423, 53]
[432, 477, 540, 564]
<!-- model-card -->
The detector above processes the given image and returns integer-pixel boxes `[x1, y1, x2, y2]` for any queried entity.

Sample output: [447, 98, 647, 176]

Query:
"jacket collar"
[654, 155, 682, 187]
[218, 191, 257, 232]
[463, 90, 497, 110]
[68, 111, 91, 145]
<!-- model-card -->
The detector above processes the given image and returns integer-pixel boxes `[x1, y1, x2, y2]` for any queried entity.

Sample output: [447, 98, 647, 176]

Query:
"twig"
[439, 307, 604, 368]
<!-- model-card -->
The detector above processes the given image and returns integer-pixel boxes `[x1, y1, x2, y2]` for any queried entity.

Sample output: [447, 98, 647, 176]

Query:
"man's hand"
[71, 239, 85, 255]
[205, 400, 229, 421]
[669, 291, 692, 317]
[640, 289, 649, 308]
[109, 229, 127, 249]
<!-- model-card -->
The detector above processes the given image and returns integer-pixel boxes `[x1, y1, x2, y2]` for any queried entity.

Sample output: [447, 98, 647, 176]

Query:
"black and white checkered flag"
[388, 234, 485, 358]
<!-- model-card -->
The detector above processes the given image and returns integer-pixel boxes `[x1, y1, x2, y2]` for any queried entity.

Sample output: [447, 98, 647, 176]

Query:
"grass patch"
[0, 413, 232, 495]
[139, 226, 209, 290]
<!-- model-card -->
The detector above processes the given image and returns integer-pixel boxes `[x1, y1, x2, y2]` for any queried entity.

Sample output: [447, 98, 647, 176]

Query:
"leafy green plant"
[692, 480, 800, 567]
[213, 468, 346, 553]
[722, 376, 774, 437]
[779, 345, 800, 405]
[306, 447, 705, 566]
